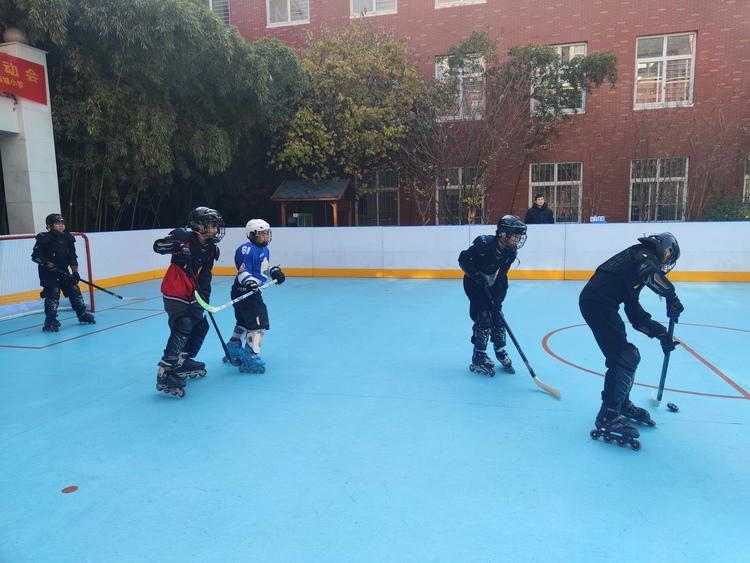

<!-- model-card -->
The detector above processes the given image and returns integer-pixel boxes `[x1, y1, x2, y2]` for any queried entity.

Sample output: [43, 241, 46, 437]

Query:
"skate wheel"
[188, 373, 197, 379]
[603, 435, 613, 443]
[631, 440, 642, 451]
[590, 430, 600, 440]
[198, 372, 206, 377]
[176, 388, 185, 398]
[617, 439, 627, 447]
[170, 388, 178, 395]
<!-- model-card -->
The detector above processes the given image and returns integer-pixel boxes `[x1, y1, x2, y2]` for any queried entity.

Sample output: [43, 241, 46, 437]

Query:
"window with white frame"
[530, 162, 582, 222]
[352, 0, 396, 17]
[436, 0, 486, 7]
[357, 170, 400, 226]
[435, 55, 485, 121]
[268, 0, 310, 26]
[207, 0, 230, 25]
[634, 33, 695, 109]
[531, 43, 587, 114]
[629, 158, 688, 221]
[436, 167, 484, 225]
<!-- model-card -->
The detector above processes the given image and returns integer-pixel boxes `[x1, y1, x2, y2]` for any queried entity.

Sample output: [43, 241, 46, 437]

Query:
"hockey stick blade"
[534, 375, 562, 399]
[483, 286, 561, 400]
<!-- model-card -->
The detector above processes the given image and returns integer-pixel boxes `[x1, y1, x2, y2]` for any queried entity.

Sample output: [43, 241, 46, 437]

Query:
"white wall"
[93, 221, 750, 281]
[4, 223, 748, 302]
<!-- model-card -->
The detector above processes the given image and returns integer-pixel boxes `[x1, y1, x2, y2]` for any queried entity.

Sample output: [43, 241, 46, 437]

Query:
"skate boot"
[621, 399, 656, 426]
[494, 346, 515, 374]
[590, 406, 641, 450]
[77, 312, 96, 324]
[222, 342, 243, 365]
[42, 318, 61, 332]
[156, 359, 186, 397]
[175, 352, 207, 379]
[469, 348, 495, 377]
[239, 348, 266, 374]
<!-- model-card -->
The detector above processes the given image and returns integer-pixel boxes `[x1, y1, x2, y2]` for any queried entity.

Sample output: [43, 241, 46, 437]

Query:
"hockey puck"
[667, 402, 679, 412]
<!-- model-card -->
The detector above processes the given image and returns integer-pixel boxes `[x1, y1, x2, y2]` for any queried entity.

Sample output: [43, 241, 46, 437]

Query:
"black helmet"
[188, 207, 225, 243]
[45, 213, 66, 230]
[638, 232, 680, 273]
[44, 213, 68, 236]
[496, 215, 527, 249]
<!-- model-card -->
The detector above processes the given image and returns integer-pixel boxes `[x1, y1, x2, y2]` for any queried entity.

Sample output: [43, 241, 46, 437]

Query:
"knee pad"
[613, 346, 641, 405]
[44, 297, 59, 318]
[41, 286, 61, 300]
[184, 317, 210, 358]
[164, 316, 193, 358]
[471, 324, 491, 350]
[491, 325, 507, 349]
[66, 285, 86, 313]
[246, 329, 265, 354]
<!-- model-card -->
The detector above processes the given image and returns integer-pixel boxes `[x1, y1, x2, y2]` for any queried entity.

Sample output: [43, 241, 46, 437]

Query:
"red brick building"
[211, 0, 750, 225]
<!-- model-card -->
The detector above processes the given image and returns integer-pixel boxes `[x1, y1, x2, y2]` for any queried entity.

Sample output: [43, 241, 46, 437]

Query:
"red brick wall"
[229, 0, 750, 224]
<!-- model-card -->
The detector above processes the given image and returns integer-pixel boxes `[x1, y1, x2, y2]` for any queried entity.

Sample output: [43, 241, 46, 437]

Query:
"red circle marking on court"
[543, 322, 750, 400]
[61, 486, 78, 494]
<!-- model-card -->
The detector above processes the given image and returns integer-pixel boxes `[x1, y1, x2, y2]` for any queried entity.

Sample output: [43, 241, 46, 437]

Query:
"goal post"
[0, 232, 96, 320]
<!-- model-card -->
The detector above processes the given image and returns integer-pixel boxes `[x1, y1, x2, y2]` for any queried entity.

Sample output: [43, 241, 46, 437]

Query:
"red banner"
[0, 52, 47, 105]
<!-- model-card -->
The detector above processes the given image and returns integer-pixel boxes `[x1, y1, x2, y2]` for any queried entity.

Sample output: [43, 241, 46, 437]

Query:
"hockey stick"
[651, 317, 676, 407]
[185, 267, 241, 366]
[483, 286, 561, 400]
[194, 279, 277, 314]
[52, 268, 143, 301]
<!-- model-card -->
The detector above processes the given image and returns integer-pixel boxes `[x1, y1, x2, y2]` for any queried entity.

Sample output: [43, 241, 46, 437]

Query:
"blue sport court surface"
[1, 276, 749, 562]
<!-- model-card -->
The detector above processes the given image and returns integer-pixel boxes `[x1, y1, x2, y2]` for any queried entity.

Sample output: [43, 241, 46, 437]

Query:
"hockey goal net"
[0, 232, 96, 321]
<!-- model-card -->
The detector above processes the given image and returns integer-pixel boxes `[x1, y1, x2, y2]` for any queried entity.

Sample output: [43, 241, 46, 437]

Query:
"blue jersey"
[234, 242, 270, 286]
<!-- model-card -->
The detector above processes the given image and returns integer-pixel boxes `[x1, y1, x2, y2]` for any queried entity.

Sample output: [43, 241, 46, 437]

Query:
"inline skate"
[174, 352, 207, 379]
[494, 346, 515, 374]
[156, 359, 186, 397]
[621, 399, 656, 426]
[469, 348, 495, 377]
[590, 406, 641, 450]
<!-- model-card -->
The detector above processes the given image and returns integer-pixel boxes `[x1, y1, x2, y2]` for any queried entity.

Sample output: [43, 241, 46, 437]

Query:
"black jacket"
[524, 203, 555, 224]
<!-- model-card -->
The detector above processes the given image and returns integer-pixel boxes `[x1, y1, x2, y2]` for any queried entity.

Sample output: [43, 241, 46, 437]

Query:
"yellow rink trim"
[6, 268, 746, 305]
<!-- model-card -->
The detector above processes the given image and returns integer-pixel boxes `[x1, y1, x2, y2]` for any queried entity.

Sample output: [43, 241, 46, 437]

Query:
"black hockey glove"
[269, 266, 286, 285]
[173, 245, 191, 268]
[243, 279, 259, 293]
[637, 319, 679, 352]
[659, 333, 679, 352]
[71, 270, 81, 282]
[666, 295, 684, 321]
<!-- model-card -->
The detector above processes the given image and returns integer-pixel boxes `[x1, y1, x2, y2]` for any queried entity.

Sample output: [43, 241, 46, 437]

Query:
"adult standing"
[524, 194, 555, 224]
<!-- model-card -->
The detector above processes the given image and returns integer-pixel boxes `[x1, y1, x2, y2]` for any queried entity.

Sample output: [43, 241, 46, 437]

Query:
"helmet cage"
[496, 215, 528, 249]
[188, 207, 225, 243]
[246, 219, 272, 247]
[639, 232, 680, 274]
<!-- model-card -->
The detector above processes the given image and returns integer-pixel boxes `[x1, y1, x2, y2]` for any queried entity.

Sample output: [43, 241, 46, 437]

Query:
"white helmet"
[246, 219, 271, 246]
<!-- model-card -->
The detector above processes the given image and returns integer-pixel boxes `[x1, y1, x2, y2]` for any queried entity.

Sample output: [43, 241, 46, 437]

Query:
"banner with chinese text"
[0, 52, 47, 105]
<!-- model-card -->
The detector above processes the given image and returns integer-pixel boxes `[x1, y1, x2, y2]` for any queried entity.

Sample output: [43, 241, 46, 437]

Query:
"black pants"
[579, 298, 636, 407]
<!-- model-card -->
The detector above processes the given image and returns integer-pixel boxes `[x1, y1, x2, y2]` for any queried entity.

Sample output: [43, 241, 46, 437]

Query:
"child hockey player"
[225, 219, 286, 373]
[31, 213, 95, 331]
[458, 215, 527, 377]
[152, 207, 225, 397]
[579, 232, 683, 450]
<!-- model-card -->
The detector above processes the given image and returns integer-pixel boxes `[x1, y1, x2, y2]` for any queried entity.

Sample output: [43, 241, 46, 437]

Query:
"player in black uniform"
[152, 207, 225, 397]
[458, 215, 527, 377]
[579, 232, 683, 449]
[31, 213, 95, 332]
